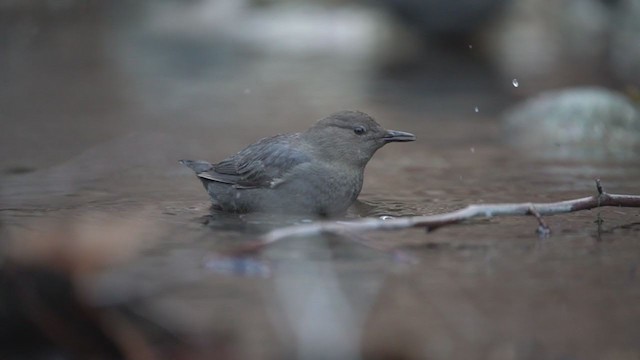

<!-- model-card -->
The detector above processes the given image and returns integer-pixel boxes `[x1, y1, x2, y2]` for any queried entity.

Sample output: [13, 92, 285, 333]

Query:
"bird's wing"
[197, 134, 311, 189]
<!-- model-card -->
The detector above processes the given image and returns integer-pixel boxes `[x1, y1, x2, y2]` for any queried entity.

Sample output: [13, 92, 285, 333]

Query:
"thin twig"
[261, 187, 640, 245]
[595, 179, 603, 195]
[595, 179, 605, 240]
[527, 204, 550, 237]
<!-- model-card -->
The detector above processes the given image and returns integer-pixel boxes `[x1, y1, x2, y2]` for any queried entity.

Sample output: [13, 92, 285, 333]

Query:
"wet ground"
[2, 5, 640, 359]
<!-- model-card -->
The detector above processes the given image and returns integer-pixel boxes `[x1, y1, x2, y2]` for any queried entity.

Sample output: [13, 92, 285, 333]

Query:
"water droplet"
[512, 79, 519, 88]
[380, 215, 394, 220]
[470, 147, 475, 153]
[474, 106, 479, 113]
[243, 88, 251, 94]
[468, 44, 473, 49]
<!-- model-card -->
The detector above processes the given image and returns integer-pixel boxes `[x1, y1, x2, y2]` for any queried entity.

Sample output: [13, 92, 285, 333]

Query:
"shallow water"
[2, 5, 640, 359]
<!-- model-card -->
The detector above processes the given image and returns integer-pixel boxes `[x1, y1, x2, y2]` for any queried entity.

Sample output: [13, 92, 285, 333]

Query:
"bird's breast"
[289, 162, 363, 213]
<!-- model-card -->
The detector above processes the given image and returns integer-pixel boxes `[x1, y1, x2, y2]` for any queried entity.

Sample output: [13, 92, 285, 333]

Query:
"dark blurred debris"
[3, 166, 36, 175]
[0, 214, 248, 359]
[0, 214, 166, 358]
[0, 263, 123, 359]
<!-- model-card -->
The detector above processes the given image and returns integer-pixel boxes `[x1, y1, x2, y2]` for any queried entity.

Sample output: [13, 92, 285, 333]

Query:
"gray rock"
[504, 87, 640, 159]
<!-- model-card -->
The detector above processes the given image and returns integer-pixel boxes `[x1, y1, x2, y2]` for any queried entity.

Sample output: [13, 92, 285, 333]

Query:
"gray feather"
[184, 134, 311, 189]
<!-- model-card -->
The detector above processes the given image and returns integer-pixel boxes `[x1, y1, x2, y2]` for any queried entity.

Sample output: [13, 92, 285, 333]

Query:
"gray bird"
[181, 111, 415, 216]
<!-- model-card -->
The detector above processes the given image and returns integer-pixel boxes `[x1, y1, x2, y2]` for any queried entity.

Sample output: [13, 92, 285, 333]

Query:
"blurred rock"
[373, 0, 507, 35]
[485, 0, 612, 92]
[139, 0, 387, 59]
[503, 87, 640, 159]
[610, 0, 640, 87]
[485, 0, 640, 93]
[0, 0, 97, 12]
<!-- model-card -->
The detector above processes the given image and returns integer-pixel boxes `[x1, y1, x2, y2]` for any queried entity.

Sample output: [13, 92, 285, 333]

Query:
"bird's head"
[302, 111, 415, 167]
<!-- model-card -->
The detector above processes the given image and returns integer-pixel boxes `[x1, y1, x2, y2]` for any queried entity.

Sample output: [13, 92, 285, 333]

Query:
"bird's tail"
[179, 159, 213, 174]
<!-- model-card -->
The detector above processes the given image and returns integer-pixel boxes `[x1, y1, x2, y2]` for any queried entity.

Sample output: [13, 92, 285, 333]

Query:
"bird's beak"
[383, 129, 416, 142]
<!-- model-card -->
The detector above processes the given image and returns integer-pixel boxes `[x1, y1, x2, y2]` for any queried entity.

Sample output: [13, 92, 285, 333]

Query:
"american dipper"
[181, 111, 415, 216]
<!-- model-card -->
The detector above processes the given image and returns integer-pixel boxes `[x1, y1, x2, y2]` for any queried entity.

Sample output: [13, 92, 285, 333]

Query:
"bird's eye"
[353, 126, 366, 135]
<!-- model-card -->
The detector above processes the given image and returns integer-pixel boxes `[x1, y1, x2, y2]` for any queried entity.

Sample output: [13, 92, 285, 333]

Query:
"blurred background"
[1, 0, 639, 359]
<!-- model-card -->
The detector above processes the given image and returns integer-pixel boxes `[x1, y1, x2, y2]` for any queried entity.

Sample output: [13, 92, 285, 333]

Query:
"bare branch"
[261, 189, 640, 245]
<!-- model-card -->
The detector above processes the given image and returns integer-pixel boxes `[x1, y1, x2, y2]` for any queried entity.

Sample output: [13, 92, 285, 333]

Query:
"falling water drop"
[474, 106, 479, 113]
[512, 79, 519, 88]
